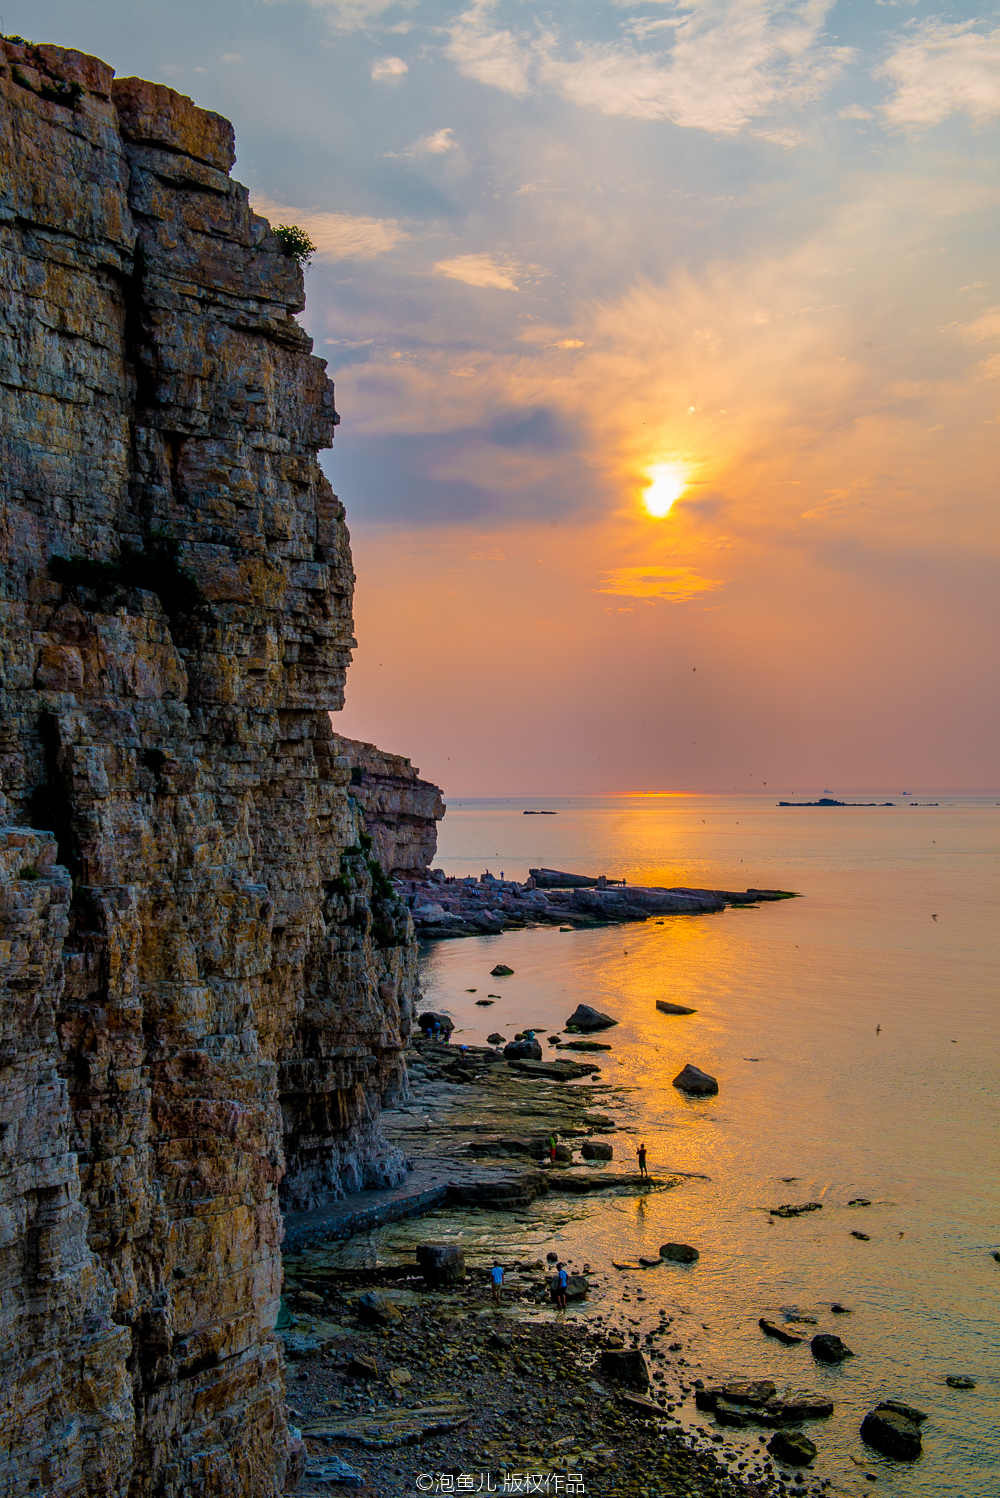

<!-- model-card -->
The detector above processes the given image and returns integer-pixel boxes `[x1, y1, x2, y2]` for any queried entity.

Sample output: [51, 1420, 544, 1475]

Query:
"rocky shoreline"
[277, 1033, 848, 1496]
[395, 870, 796, 940]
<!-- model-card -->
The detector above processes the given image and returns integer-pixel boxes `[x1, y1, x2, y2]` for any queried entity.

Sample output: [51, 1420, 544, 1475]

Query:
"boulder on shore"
[672, 1063, 719, 1095]
[487, 1033, 506, 1044]
[811, 1333, 853, 1363]
[356, 1291, 402, 1327]
[767, 1430, 817, 1467]
[502, 1038, 543, 1061]
[565, 1004, 618, 1031]
[599, 1348, 650, 1389]
[417, 1011, 452, 1033]
[656, 1000, 697, 1016]
[581, 1140, 613, 1161]
[415, 1243, 465, 1288]
[860, 1405, 923, 1460]
[660, 1242, 699, 1263]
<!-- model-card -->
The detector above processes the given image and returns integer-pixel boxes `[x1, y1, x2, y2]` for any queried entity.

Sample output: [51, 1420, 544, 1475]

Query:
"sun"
[643, 463, 687, 518]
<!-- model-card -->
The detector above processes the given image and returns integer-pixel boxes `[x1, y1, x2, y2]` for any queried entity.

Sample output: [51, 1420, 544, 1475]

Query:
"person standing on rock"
[555, 1262, 568, 1311]
[491, 1261, 504, 1305]
[637, 1143, 648, 1178]
[548, 1134, 557, 1164]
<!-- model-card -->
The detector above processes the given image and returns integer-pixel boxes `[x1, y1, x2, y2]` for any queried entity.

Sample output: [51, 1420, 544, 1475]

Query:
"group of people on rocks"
[490, 1260, 570, 1310]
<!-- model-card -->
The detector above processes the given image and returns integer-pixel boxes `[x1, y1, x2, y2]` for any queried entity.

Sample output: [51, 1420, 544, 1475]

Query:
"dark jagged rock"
[565, 1004, 619, 1031]
[811, 1333, 853, 1363]
[672, 1063, 719, 1095]
[770, 1201, 823, 1217]
[760, 1318, 804, 1345]
[356, 1291, 403, 1327]
[581, 1140, 614, 1160]
[767, 1430, 817, 1466]
[502, 1039, 543, 1061]
[861, 1405, 923, 1460]
[660, 1242, 699, 1263]
[490, 963, 515, 976]
[656, 999, 698, 1015]
[599, 1348, 650, 1389]
[415, 1244, 466, 1287]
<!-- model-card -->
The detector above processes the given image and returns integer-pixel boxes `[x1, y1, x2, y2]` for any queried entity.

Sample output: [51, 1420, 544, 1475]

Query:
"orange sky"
[29, 0, 1000, 791]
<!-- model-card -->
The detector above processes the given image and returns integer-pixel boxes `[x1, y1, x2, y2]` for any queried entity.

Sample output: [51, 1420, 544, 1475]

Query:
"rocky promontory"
[398, 870, 794, 938]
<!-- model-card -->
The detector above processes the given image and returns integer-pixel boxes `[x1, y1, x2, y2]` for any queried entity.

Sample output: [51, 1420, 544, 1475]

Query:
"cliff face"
[333, 735, 445, 878]
[0, 41, 415, 1497]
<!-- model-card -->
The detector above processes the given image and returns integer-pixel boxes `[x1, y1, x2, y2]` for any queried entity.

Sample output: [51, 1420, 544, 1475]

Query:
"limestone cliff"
[332, 735, 445, 878]
[0, 41, 415, 1497]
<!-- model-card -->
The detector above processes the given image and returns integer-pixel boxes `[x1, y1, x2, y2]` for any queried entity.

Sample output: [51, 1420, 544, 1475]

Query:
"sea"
[416, 792, 999, 1497]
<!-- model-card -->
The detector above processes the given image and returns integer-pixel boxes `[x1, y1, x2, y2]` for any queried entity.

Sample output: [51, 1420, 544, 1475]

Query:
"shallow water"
[415, 793, 999, 1496]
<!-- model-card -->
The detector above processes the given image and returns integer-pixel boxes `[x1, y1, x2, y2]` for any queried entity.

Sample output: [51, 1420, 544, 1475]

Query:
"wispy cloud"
[446, 0, 851, 136]
[433, 252, 521, 289]
[251, 196, 407, 260]
[446, 2, 532, 94]
[415, 127, 457, 153]
[262, 0, 402, 31]
[879, 20, 1000, 127]
[598, 564, 723, 601]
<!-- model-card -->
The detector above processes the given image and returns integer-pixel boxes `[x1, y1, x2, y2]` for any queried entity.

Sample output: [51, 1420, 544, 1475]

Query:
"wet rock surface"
[860, 1404, 924, 1460]
[767, 1429, 817, 1466]
[811, 1334, 853, 1363]
[398, 870, 792, 938]
[673, 1064, 720, 1095]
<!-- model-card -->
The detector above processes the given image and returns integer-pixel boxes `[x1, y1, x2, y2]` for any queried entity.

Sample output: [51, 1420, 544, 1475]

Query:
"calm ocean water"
[418, 794, 999, 1496]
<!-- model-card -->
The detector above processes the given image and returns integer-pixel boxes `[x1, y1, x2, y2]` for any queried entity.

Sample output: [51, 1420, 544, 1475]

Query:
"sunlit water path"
[417, 794, 999, 1496]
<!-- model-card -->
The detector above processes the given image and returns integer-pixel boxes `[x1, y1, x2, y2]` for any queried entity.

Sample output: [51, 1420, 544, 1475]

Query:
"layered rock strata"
[0, 42, 414, 1497]
[332, 735, 444, 878]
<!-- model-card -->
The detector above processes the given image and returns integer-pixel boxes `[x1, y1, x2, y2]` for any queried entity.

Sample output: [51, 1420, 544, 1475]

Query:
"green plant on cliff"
[10, 61, 83, 108]
[274, 224, 317, 266]
[50, 532, 204, 622]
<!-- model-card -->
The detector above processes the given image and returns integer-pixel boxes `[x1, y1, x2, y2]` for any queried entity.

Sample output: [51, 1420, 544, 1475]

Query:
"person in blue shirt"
[555, 1262, 568, 1311]
[491, 1261, 504, 1304]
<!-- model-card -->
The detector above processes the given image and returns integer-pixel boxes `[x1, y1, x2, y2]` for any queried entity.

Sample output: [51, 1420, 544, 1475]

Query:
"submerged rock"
[760, 1318, 804, 1345]
[672, 1063, 718, 1095]
[811, 1333, 853, 1363]
[565, 1004, 618, 1031]
[722, 1380, 777, 1406]
[861, 1405, 923, 1460]
[770, 1201, 823, 1218]
[660, 1242, 699, 1263]
[656, 1000, 697, 1015]
[946, 1375, 976, 1389]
